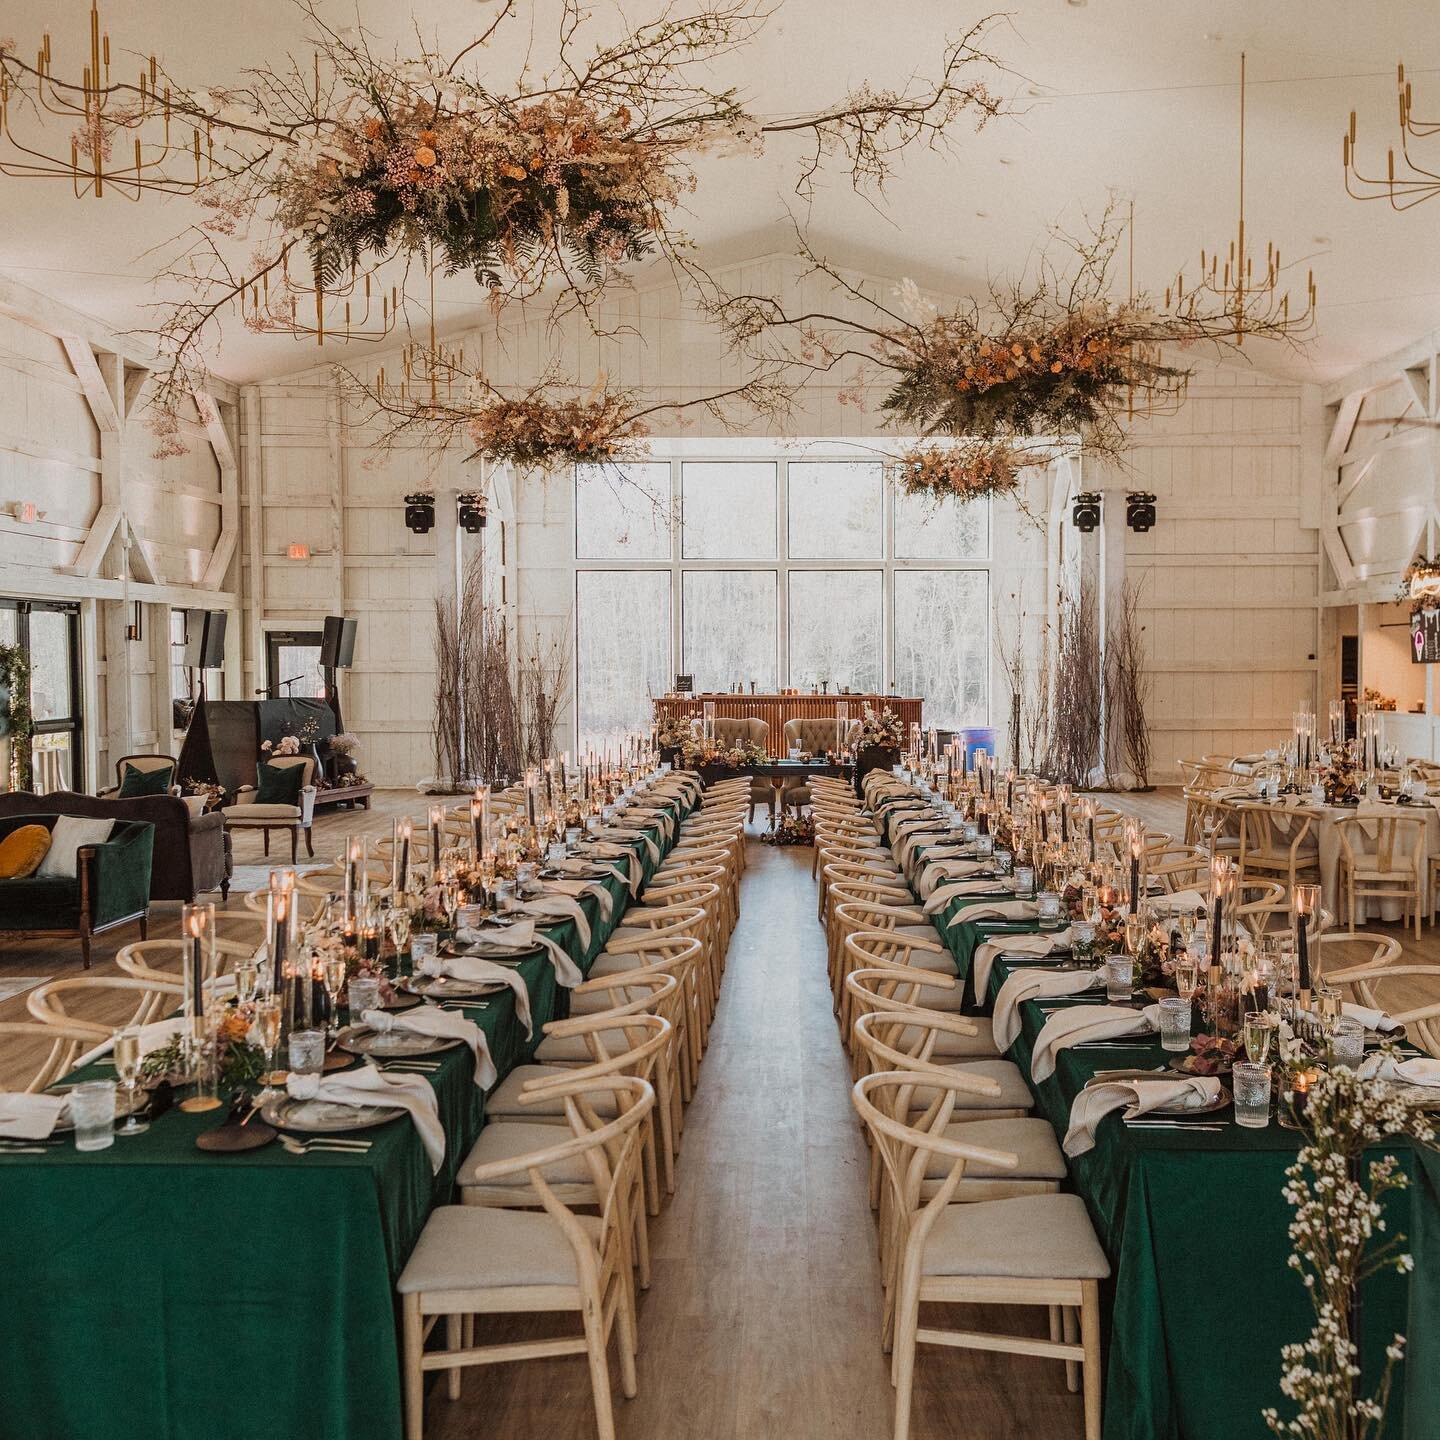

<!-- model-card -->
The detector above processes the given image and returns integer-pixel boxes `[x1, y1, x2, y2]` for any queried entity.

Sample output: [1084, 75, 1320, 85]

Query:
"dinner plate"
[1083, 1070, 1232, 1115]
[260, 1095, 405, 1134]
[335, 1024, 462, 1058]
[402, 974, 506, 999]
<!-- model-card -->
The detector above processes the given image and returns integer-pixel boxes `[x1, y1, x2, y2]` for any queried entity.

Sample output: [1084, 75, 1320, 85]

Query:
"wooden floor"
[5, 785, 1440, 1439]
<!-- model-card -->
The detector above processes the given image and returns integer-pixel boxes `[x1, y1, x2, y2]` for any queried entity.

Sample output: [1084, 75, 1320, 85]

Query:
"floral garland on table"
[854, 705, 904, 751]
[1263, 1062, 1435, 1440]
[0, 643, 33, 791]
[655, 715, 695, 751]
[762, 813, 815, 846]
[680, 736, 768, 770]
[140, 1010, 266, 1089]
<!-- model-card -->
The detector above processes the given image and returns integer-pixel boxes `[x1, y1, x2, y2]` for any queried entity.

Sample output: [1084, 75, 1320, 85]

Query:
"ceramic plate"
[335, 1024, 461, 1058]
[402, 974, 505, 999]
[1135, 1085, 1232, 1117]
[260, 1095, 405, 1134]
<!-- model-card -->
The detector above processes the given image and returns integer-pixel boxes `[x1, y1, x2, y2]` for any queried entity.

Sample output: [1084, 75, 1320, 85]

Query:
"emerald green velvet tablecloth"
[0, 789, 690, 1440]
[935, 886, 1440, 1440]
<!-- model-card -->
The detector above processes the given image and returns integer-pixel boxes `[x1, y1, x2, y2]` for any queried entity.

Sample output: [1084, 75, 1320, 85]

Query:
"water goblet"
[1329, 1015, 1365, 1070]
[1233, 1062, 1273, 1129]
[1104, 955, 1134, 1003]
[69, 1079, 117, 1152]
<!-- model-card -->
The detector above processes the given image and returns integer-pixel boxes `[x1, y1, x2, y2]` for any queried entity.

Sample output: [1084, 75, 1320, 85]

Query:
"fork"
[278, 1135, 372, 1155]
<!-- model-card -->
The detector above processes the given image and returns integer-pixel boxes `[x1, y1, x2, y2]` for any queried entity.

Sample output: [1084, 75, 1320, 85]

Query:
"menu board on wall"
[1412, 611, 1440, 663]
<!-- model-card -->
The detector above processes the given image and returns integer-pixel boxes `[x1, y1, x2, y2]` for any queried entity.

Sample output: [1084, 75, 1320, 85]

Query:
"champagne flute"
[387, 906, 412, 969]
[1173, 958, 1199, 1002]
[1316, 985, 1344, 1034]
[322, 954, 348, 1033]
[1243, 1011, 1275, 1065]
[113, 1026, 149, 1135]
[234, 961, 259, 1005]
[256, 997, 284, 1089]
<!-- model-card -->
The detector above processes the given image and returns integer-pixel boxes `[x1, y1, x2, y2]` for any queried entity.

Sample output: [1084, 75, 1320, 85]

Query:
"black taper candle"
[191, 931, 204, 1019]
[1297, 912, 1311, 991]
[1129, 851, 1140, 916]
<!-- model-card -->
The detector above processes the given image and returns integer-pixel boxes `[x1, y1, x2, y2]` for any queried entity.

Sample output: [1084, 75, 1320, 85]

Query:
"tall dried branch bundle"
[1043, 587, 1101, 786]
[995, 595, 1048, 770]
[516, 623, 572, 766]
[17, 1, 1007, 445]
[432, 586, 464, 787]
[1106, 579, 1152, 787]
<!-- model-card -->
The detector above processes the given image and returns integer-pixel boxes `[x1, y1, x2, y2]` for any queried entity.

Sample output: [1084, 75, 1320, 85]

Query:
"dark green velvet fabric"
[255, 760, 305, 806]
[117, 762, 174, 798]
[0, 874, 79, 930]
[0, 788, 691, 1440]
[87, 820, 154, 926]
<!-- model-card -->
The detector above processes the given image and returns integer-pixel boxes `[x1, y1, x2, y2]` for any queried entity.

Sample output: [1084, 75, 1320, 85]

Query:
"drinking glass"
[70, 1080, 117, 1152]
[1242, 1011, 1275, 1065]
[1316, 986, 1344, 1033]
[1013, 864, 1035, 898]
[255, 996, 284, 1086]
[1158, 996, 1192, 1052]
[1233, 1062, 1273, 1129]
[1329, 1015, 1365, 1070]
[1172, 958, 1199, 1001]
[974, 833, 994, 859]
[287, 1029, 326, 1077]
[112, 1026, 149, 1136]
[348, 975, 382, 1018]
[234, 961, 259, 1005]
[1104, 955, 1134, 1003]
[1082, 885, 1101, 925]
[1072, 922, 1096, 963]
[411, 934, 438, 968]
[994, 848, 1013, 877]
[1037, 891, 1063, 929]
[322, 954, 348, 1029]
[1123, 913, 1145, 957]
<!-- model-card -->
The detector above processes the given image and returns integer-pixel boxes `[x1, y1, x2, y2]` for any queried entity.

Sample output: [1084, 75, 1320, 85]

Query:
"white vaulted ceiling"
[3, 0, 1440, 385]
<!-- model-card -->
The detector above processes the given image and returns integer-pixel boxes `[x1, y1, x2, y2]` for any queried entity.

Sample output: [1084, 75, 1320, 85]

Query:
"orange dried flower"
[414, 145, 437, 168]
[501, 163, 528, 181]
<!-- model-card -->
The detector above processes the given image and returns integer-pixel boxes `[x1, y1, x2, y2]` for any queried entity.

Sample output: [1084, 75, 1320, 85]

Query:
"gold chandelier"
[1166, 53, 1317, 345]
[371, 260, 467, 413]
[239, 253, 401, 347]
[0, 3, 216, 199]
[1343, 62, 1440, 210]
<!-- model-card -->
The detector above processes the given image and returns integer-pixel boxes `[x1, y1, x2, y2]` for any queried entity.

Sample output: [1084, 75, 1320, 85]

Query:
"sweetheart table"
[0, 789, 693, 1440]
[873, 799, 1440, 1440]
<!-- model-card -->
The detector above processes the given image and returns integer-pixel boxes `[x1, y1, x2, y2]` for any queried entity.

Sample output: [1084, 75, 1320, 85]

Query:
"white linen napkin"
[1360, 1054, 1440, 1087]
[1147, 889, 1207, 913]
[603, 827, 661, 864]
[1031, 1004, 1160, 1083]
[582, 844, 643, 895]
[468, 917, 584, 989]
[1063, 1076, 1223, 1156]
[945, 898, 1039, 928]
[0, 1092, 68, 1140]
[916, 859, 987, 898]
[972, 929, 1073, 1003]
[517, 893, 591, 952]
[137, 1017, 186, 1056]
[924, 877, 1015, 913]
[360, 1006, 495, 1089]
[993, 967, 1103, 1051]
[419, 950, 536, 1034]
[1311, 1001, 1402, 1033]
[286, 1063, 445, 1172]
[544, 877, 614, 921]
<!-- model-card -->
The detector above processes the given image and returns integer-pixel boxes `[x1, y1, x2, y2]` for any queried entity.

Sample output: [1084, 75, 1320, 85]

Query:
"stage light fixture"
[1126, 492, 1157, 532]
[404, 492, 435, 534]
[457, 492, 488, 533]
[1071, 492, 1102, 533]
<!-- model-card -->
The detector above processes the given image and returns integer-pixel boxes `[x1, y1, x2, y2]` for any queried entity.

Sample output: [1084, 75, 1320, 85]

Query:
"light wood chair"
[27, 973, 182, 1036]
[399, 1076, 655, 1440]
[844, 967, 1003, 1067]
[1335, 814, 1427, 938]
[1320, 955, 1440, 1058]
[0, 1019, 113, 1091]
[1237, 807, 1319, 895]
[853, 1070, 1108, 1440]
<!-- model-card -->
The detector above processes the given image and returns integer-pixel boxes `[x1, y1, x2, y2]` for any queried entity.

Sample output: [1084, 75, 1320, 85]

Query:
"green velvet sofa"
[0, 814, 154, 968]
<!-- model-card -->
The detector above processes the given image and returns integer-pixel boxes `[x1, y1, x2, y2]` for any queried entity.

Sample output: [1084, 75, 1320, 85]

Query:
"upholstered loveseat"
[0, 812, 154, 968]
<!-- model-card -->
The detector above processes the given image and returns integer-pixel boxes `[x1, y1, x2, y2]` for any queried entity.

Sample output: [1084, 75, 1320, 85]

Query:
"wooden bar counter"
[653, 693, 922, 758]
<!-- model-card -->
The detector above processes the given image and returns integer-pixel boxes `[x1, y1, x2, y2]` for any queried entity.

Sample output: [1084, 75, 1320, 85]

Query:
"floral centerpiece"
[762, 813, 816, 846]
[855, 705, 904, 751]
[681, 736, 768, 771]
[655, 715, 694, 761]
[1323, 746, 1362, 805]
[261, 734, 302, 757]
[140, 1008, 266, 1089]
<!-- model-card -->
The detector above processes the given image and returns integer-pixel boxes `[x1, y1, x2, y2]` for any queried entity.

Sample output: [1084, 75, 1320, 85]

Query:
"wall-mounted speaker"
[320, 615, 357, 669]
[183, 609, 228, 669]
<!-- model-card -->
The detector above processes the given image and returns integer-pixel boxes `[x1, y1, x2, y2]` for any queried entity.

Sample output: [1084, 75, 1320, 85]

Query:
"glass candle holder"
[1036, 891, 1063, 929]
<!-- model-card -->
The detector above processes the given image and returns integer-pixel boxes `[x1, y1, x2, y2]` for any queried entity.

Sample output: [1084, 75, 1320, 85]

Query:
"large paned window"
[573, 451, 991, 747]
[1, 599, 83, 792]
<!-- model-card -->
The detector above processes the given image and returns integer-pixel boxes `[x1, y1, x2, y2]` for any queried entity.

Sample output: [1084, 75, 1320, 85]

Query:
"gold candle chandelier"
[371, 259, 466, 413]
[1343, 62, 1440, 210]
[239, 253, 401, 347]
[0, 2, 215, 198]
[1166, 53, 1317, 345]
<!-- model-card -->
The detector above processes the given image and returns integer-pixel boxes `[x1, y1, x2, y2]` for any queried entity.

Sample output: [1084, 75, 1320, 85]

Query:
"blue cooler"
[961, 727, 997, 767]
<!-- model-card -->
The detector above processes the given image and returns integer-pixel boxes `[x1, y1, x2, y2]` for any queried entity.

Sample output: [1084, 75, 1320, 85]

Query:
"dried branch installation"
[1106, 579, 1152, 788]
[1044, 586, 1102, 787]
[994, 593, 1049, 771]
[431, 585, 464, 789]
[0, 1, 1010, 446]
[516, 621, 572, 767]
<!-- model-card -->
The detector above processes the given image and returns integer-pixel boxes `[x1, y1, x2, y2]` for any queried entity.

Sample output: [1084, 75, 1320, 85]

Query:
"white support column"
[240, 386, 264, 701]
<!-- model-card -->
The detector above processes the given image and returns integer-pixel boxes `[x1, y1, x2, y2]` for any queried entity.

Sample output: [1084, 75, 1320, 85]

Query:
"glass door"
[0, 599, 83, 793]
[265, 631, 326, 700]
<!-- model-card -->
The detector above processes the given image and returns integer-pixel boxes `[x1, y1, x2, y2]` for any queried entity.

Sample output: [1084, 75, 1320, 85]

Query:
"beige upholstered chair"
[221, 754, 317, 861]
[398, 1076, 655, 1440]
[852, 1070, 1108, 1440]
[712, 716, 773, 821]
[778, 717, 854, 812]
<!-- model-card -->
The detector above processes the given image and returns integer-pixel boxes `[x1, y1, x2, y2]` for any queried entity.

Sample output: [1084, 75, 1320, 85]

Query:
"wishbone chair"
[0, 1019, 112, 1092]
[27, 973, 183, 1038]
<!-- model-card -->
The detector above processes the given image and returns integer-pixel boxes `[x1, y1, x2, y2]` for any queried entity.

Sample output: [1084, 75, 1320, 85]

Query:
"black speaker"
[184, 609, 227, 669]
[320, 615, 357, 669]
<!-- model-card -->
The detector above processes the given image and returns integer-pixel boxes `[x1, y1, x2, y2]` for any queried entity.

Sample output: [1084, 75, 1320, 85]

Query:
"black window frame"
[0, 597, 84, 791]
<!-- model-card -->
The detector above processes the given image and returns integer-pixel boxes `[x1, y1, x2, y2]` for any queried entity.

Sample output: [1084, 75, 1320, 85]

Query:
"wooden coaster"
[195, 1121, 276, 1152]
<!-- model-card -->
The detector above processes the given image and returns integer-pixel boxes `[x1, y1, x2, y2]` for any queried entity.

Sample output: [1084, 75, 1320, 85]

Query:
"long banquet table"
[0, 785, 694, 1440]
[653, 692, 923, 757]
[870, 791, 1440, 1440]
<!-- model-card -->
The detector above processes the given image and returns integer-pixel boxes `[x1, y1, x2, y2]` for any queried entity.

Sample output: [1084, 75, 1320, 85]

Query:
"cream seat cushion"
[533, 1030, 621, 1064]
[928, 1117, 1066, 1181]
[223, 804, 301, 821]
[904, 1059, 1033, 1113]
[486, 1064, 622, 1121]
[457, 1121, 594, 1189]
[894, 1016, 1001, 1059]
[922, 1194, 1110, 1280]
[397, 1205, 600, 1293]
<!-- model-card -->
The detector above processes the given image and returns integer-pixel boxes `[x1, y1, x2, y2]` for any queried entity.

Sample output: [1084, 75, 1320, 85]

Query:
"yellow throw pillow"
[0, 824, 52, 879]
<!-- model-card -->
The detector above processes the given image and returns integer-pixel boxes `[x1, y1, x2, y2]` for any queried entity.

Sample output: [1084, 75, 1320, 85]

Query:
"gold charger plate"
[335, 1023, 462, 1058]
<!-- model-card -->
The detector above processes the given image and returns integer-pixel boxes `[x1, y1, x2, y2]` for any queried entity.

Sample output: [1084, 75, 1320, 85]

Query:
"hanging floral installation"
[717, 205, 1309, 502]
[0, 1, 1010, 451]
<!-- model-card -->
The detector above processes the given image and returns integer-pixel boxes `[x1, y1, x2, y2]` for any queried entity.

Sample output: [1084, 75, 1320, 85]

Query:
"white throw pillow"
[35, 816, 116, 880]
